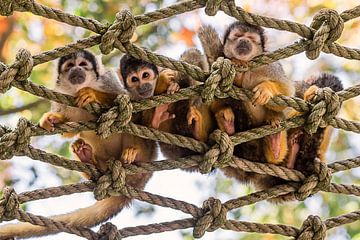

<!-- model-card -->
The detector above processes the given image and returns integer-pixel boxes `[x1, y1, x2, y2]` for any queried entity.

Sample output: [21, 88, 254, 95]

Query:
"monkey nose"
[236, 39, 252, 53]
[69, 69, 86, 84]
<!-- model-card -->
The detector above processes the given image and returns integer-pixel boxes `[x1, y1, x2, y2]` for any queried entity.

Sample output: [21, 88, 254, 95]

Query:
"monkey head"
[56, 50, 100, 95]
[223, 22, 266, 62]
[120, 54, 159, 100]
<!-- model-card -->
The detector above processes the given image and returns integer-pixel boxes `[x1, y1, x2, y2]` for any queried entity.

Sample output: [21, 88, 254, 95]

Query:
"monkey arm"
[76, 87, 117, 107]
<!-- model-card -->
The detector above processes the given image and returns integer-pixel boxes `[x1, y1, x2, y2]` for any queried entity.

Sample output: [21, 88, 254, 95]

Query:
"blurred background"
[0, 0, 360, 239]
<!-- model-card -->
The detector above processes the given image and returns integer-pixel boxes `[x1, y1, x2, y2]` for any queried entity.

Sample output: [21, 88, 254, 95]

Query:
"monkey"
[152, 48, 217, 160]
[286, 73, 343, 171]
[198, 22, 295, 166]
[213, 73, 343, 202]
[0, 51, 178, 239]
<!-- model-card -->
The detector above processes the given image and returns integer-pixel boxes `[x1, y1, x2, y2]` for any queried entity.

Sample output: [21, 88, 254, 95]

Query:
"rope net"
[0, 0, 360, 239]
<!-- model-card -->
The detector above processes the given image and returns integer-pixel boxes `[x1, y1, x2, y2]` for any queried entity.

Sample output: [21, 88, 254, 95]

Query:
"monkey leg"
[76, 87, 116, 107]
[286, 129, 303, 168]
[214, 107, 235, 135]
[151, 104, 175, 129]
[39, 112, 66, 132]
[263, 130, 288, 165]
[187, 105, 208, 142]
[121, 147, 139, 164]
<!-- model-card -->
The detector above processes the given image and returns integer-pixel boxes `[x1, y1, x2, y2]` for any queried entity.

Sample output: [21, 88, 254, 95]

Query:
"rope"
[0, 0, 360, 239]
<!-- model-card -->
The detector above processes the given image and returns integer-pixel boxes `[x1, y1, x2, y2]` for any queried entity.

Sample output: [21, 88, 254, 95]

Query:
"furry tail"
[198, 25, 223, 66]
[0, 196, 130, 239]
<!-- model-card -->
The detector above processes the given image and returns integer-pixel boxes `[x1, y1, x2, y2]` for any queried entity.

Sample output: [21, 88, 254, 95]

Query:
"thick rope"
[1, 0, 360, 239]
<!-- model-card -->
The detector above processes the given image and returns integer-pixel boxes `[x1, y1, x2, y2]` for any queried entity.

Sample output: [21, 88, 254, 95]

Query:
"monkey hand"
[121, 147, 138, 164]
[39, 112, 65, 132]
[304, 85, 319, 102]
[151, 104, 175, 129]
[75, 87, 113, 107]
[252, 82, 274, 106]
[167, 82, 180, 94]
[71, 139, 96, 165]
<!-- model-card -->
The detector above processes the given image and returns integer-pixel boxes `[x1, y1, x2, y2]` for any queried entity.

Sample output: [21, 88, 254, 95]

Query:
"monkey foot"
[75, 87, 102, 107]
[187, 106, 207, 141]
[39, 112, 65, 132]
[215, 107, 235, 135]
[304, 85, 319, 102]
[187, 106, 202, 125]
[252, 82, 274, 106]
[151, 104, 175, 129]
[71, 138, 95, 165]
[121, 147, 138, 164]
[286, 130, 303, 169]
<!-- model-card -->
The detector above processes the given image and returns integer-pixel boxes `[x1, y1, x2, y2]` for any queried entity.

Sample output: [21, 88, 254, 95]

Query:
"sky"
[1, 0, 360, 239]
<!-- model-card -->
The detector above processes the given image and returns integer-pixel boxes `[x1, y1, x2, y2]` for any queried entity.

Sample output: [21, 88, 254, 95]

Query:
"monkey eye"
[79, 61, 88, 67]
[131, 76, 139, 82]
[67, 63, 74, 68]
[142, 72, 150, 79]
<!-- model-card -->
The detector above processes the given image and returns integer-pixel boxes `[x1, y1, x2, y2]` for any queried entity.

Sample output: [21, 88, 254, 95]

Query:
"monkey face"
[125, 68, 157, 100]
[57, 52, 99, 95]
[224, 28, 263, 62]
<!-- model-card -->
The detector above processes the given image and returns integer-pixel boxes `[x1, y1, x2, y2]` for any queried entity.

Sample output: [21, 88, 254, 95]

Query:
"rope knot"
[94, 159, 126, 200]
[97, 94, 133, 138]
[200, 130, 234, 174]
[297, 215, 326, 240]
[98, 223, 122, 240]
[0, 48, 33, 93]
[201, 57, 236, 103]
[306, 9, 344, 60]
[0, 187, 19, 221]
[100, 10, 136, 55]
[205, 0, 224, 16]
[295, 158, 331, 201]
[0, 118, 32, 160]
[305, 87, 341, 134]
[193, 197, 227, 238]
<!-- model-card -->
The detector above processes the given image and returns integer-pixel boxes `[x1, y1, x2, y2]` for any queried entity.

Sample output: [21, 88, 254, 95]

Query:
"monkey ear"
[95, 54, 105, 75]
[262, 34, 269, 52]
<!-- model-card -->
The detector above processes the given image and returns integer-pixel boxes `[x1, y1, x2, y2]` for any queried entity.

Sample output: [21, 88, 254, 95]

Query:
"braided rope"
[1, 0, 360, 239]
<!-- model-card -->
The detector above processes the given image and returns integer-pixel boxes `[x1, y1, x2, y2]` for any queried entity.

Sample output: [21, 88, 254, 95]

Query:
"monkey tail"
[198, 25, 224, 66]
[0, 196, 130, 239]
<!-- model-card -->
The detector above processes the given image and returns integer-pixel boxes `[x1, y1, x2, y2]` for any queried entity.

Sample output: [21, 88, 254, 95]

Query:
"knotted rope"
[0, 118, 32, 159]
[297, 215, 327, 240]
[99, 10, 136, 55]
[305, 87, 341, 134]
[200, 130, 234, 174]
[193, 197, 227, 238]
[306, 9, 344, 60]
[94, 159, 126, 200]
[0, 48, 33, 93]
[97, 94, 133, 138]
[201, 57, 237, 103]
[0, 187, 19, 221]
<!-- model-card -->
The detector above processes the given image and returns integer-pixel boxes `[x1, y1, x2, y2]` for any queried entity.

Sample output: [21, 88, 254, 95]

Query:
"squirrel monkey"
[213, 73, 343, 202]
[153, 48, 216, 159]
[0, 51, 177, 238]
[199, 22, 295, 165]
